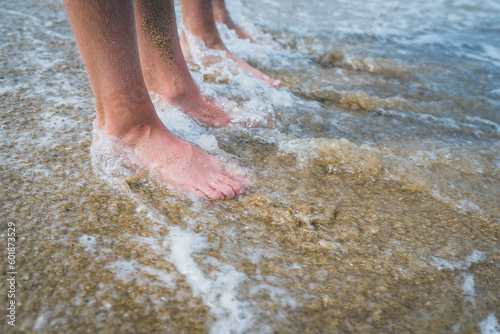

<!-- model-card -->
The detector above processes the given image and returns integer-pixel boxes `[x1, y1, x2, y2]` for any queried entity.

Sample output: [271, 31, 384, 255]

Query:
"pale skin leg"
[63, 0, 249, 200]
[179, 0, 280, 88]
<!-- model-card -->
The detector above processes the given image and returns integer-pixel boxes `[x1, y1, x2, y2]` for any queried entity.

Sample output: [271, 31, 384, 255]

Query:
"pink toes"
[217, 173, 249, 196]
[225, 177, 246, 196]
[261, 74, 281, 88]
[193, 189, 209, 199]
[208, 179, 236, 199]
[196, 173, 249, 200]
[197, 185, 225, 200]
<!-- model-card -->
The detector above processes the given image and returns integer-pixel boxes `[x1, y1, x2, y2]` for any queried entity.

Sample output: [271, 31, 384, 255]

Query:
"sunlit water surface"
[1, 0, 499, 333]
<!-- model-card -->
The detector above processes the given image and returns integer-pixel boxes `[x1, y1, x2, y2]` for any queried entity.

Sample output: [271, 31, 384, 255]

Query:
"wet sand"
[1, 0, 499, 333]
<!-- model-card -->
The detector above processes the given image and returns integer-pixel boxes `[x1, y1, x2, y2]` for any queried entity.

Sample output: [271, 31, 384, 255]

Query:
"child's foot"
[212, 0, 282, 50]
[112, 117, 249, 199]
[181, 31, 280, 88]
[142, 62, 232, 127]
[225, 50, 281, 88]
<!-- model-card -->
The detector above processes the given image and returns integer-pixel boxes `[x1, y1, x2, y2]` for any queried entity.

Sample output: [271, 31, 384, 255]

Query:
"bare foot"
[213, 10, 256, 43]
[228, 24, 255, 43]
[116, 118, 249, 200]
[141, 61, 232, 127]
[171, 92, 233, 128]
[181, 31, 280, 88]
[225, 51, 281, 88]
[227, 26, 282, 51]
[212, 0, 282, 50]
[251, 35, 283, 51]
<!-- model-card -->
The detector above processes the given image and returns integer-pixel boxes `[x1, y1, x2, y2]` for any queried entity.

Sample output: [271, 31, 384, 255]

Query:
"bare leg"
[212, 0, 255, 42]
[134, 0, 232, 127]
[179, 0, 280, 87]
[213, 0, 282, 50]
[63, 0, 248, 199]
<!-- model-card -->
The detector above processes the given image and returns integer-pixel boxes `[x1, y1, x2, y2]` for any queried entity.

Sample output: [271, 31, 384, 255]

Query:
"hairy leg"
[134, 0, 232, 127]
[179, 0, 280, 87]
[63, 0, 249, 199]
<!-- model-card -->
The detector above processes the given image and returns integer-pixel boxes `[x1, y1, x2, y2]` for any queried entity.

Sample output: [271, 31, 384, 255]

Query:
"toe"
[198, 185, 225, 200]
[225, 169, 251, 187]
[183, 185, 209, 199]
[217, 174, 247, 196]
[194, 189, 209, 199]
[209, 179, 236, 199]
[262, 74, 280, 88]
[227, 178, 245, 195]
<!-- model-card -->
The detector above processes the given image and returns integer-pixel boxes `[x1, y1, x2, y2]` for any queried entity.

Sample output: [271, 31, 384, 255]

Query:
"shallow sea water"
[1, 0, 499, 333]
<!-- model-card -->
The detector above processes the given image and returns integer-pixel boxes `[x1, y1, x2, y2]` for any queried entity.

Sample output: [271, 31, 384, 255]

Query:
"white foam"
[431, 250, 486, 271]
[194, 134, 220, 152]
[89, 123, 137, 180]
[217, 0, 280, 48]
[106, 260, 140, 282]
[33, 313, 47, 331]
[278, 138, 317, 168]
[180, 30, 285, 128]
[164, 226, 257, 334]
[482, 43, 500, 63]
[480, 313, 500, 334]
[246, 245, 265, 264]
[151, 93, 208, 142]
[465, 116, 500, 133]
[464, 53, 500, 69]
[139, 266, 177, 289]
[106, 259, 176, 289]
[462, 273, 476, 306]
[78, 235, 97, 253]
[456, 199, 483, 214]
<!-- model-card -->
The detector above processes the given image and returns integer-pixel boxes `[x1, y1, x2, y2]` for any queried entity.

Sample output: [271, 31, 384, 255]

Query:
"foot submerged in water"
[96, 117, 250, 200]
[141, 61, 235, 128]
[181, 31, 281, 89]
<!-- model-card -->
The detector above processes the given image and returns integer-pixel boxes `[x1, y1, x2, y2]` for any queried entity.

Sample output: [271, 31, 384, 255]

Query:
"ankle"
[98, 99, 160, 145]
[212, 1, 231, 24]
[200, 34, 226, 51]
[103, 114, 156, 144]
[213, 9, 230, 25]
[145, 73, 202, 107]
